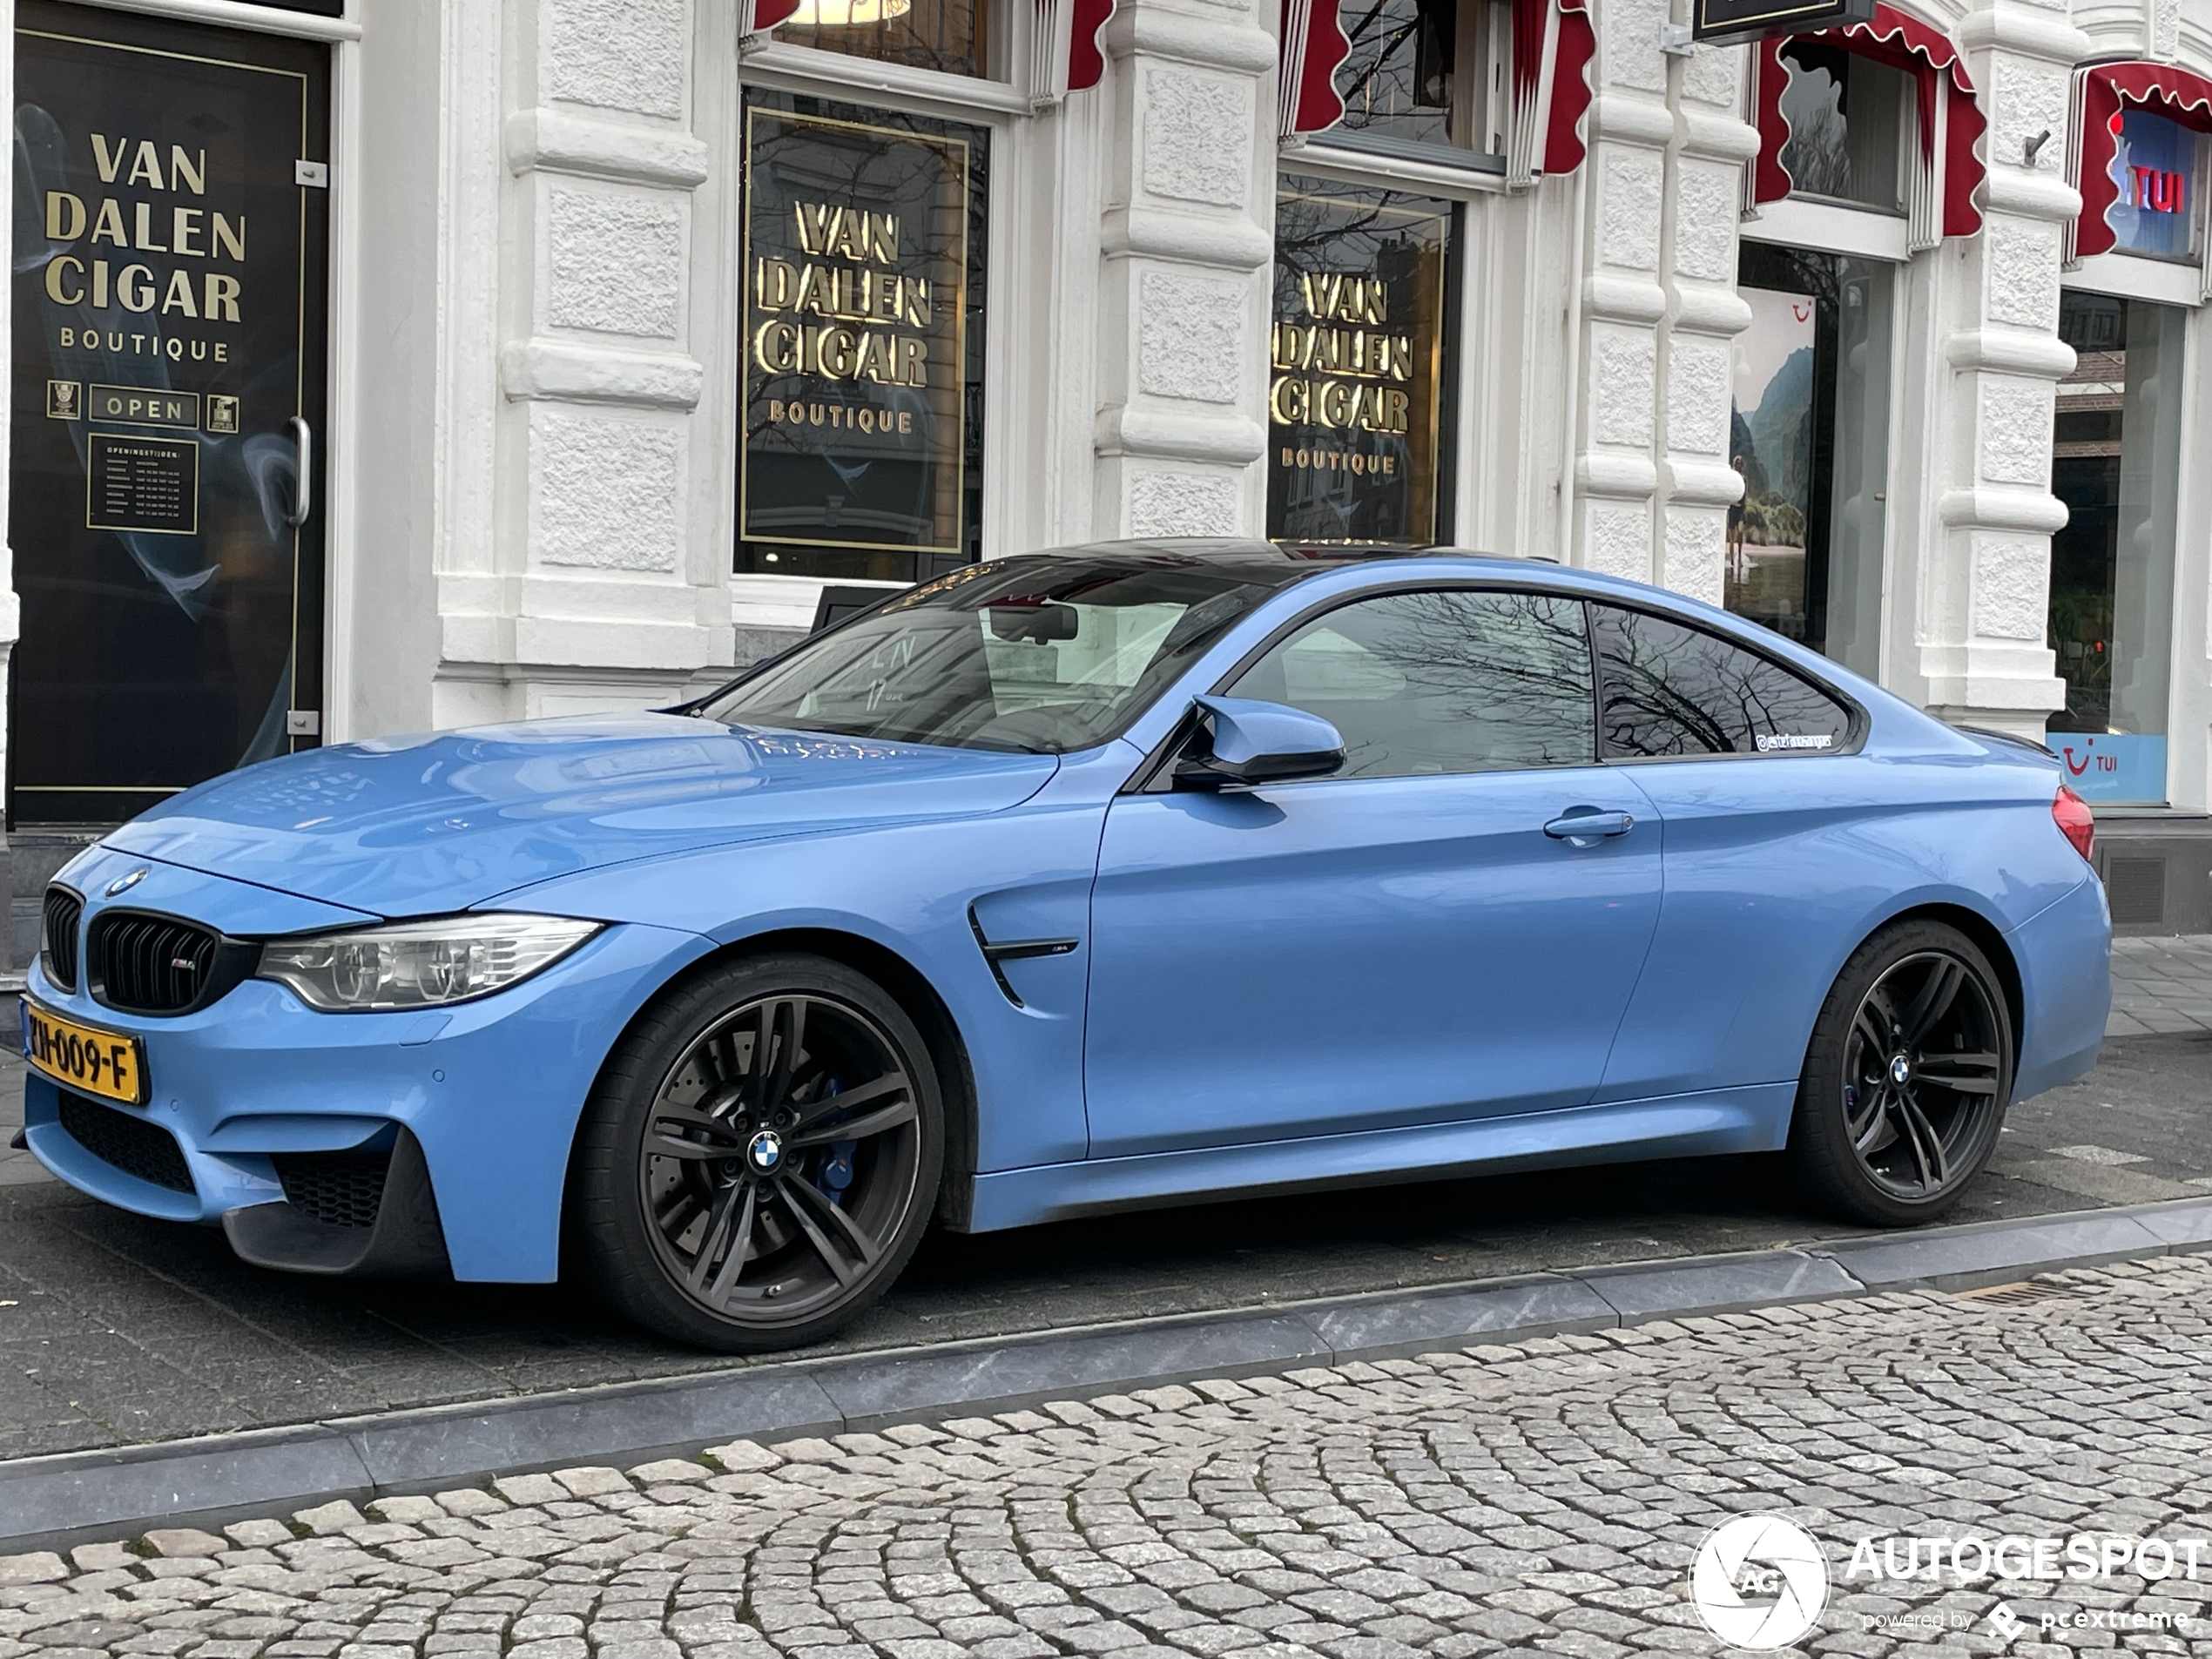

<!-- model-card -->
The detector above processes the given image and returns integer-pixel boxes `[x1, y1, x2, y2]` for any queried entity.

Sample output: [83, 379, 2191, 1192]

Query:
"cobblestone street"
[9, 1256, 2212, 1658]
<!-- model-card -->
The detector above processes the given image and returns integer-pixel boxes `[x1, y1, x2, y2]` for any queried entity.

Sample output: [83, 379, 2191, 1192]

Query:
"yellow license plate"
[22, 999, 148, 1107]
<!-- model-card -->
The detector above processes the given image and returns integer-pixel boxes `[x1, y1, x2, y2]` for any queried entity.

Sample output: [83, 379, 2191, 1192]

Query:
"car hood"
[105, 715, 1062, 918]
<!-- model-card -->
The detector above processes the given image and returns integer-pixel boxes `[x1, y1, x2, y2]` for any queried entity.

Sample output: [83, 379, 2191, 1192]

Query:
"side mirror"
[1173, 696, 1346, 791]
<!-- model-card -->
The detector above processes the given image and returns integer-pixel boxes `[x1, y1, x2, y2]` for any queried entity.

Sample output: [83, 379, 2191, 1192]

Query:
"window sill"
[740, 41, 1033, 118]
[1741, 198, 1911, 262]
[2065, 251, 2207, 308]
[732, 572, 905, 632]
[1281, 134, 1507, 198]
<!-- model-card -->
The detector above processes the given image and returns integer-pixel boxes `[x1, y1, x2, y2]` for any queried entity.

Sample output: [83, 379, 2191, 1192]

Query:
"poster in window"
[2106, 110, 2196, 260]
[1269, 179, 1453, 547]
[738, 96, 988, 581]
[1728, 287, 1817, 623]
[10, 3, 327, 825]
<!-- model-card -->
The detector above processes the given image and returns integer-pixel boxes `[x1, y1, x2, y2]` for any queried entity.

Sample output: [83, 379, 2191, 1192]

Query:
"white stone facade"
[6, 0, 2212, 813]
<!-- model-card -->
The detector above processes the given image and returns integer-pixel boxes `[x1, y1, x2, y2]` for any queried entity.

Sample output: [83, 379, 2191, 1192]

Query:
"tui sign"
[1691, 0, 1873, 44]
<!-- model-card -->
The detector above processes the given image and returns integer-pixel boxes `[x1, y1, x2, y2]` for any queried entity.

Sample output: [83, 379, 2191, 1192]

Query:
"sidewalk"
[2107, 934, 2212, 1035]
[5, 1254, 2209, 1658]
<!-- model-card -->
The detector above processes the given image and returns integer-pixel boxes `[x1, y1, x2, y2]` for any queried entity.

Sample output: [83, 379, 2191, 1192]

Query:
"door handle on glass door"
[286, 416, 313, 528]
[1544, 809, 1635, 844]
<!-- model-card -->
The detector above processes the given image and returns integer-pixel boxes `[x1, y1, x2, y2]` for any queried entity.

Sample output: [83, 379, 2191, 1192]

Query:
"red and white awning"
[740, 0, 1115, 96]
[1036, 0, 1118, 97]
[1278, 0, 1594, 185]
[1750, 2, 1985, 251]
[741, 0, 799, 33]
[2067, 60, 2212, 261]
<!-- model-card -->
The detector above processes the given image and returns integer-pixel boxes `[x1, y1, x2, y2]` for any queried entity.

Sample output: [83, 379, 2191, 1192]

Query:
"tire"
[1785, 920, 2014, 1227]
[570, 953, 943, 1352]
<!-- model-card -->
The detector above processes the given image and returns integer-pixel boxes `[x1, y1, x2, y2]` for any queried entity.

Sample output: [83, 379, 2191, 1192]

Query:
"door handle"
[286, 415, 313, 528]
[1544, 809, 1635, 843]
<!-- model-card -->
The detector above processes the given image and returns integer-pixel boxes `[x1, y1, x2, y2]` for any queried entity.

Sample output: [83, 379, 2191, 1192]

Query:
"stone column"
[1566, 0, 1672, 583]
[1917, 0, 2086, 738]
[1089, 0, 1277, 538]
[1655, 31, 1757, 604]
[438, 0, 732, 725]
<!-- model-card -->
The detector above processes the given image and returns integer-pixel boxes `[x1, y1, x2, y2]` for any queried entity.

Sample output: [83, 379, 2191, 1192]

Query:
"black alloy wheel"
[571, 954, 942, 1351]
[1788, 920, 2014, 1226]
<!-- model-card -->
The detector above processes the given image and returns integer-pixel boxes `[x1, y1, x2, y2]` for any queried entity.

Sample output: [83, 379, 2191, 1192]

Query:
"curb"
[5, 1194, 2211, 1554]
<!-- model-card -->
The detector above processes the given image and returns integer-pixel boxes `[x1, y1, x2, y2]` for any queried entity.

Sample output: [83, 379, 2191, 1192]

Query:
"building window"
[2103, 110, 2202, 262]
[1269, 177, 1457, 546]
[1728, 243, 1892, 675]
[773, 0, 992, 81]
[736, 92, 988, 582]
[1776, 43, 1908, 212]
[2048, 291, 2184, 805]
[1330, 0, 1507, 157]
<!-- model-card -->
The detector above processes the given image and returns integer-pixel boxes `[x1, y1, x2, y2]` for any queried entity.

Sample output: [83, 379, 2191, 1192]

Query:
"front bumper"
[24, 847, 711, 1282]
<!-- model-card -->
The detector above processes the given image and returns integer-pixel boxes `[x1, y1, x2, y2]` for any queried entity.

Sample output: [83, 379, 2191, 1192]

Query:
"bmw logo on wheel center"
[745, 1129, 784, 1176]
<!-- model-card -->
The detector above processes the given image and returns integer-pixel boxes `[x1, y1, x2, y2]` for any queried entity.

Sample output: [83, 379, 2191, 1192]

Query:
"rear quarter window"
[1593, 604, 1854, 759]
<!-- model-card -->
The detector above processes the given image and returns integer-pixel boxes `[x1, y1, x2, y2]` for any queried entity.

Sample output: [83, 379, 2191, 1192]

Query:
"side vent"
[968, 907, 1080, 1009]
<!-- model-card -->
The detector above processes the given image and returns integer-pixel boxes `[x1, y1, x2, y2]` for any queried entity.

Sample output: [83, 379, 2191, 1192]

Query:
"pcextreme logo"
[1689, 1515, 1830, 1649]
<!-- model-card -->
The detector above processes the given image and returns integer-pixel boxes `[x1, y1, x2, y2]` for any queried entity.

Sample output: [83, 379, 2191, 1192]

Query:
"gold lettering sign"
[738, 101, 980, 563]
[1268, 181, 1453, 547]
[39, 134, 250, 332]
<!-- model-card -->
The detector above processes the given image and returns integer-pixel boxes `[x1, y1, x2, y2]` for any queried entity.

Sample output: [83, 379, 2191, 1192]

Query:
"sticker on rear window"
[1757, 733, 1834, 752]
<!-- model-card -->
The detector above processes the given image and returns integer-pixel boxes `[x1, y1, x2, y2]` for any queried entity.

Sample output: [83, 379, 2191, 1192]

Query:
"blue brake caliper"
[812, 1078, 858, 1207]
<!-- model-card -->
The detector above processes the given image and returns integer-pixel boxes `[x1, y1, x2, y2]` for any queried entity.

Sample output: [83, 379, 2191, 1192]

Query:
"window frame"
[1305, 0, 1514, 174]
[730, 42, 1023, 611]
[1224, 583, 1603, 781]
[1269, 175, 1467, 548]
[1586, 598, 1870, 765]
[1124, 579, 1872, 793]
[1770, 40, 1914, 220]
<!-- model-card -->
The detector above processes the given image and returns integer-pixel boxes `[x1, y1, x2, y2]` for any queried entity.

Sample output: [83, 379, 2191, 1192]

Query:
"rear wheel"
[571, 954, 941, 1352]
[1787, 920, 2013, 1226]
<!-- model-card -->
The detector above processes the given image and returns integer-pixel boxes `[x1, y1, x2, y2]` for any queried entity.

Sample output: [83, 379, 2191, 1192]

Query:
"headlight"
[256, 914, 604, 1012]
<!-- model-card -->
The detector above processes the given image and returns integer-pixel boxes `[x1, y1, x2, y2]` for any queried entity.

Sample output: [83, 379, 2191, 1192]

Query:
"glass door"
[10, 0, 329, 825]
[2047, 290, 2185, 804]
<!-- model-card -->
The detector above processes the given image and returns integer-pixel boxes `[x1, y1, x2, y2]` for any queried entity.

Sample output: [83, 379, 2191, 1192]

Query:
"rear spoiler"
[1952, 723, 2057, 759]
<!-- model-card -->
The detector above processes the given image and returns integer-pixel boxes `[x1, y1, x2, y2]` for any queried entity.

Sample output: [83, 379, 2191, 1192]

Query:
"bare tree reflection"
[1233, 590, 1596, 777]
[1595, 607, 1848, 756]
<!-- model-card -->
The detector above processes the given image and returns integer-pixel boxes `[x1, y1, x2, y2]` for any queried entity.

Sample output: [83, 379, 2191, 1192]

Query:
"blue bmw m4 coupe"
[23, 541, 2110, 1351]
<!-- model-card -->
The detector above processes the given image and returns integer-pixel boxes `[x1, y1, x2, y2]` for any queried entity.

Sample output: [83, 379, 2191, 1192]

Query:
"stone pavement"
[2107, 935, 2212, 1036]
[9, 1255, 2212, 1659]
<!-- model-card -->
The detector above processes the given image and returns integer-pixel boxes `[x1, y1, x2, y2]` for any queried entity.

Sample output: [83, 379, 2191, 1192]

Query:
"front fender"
[498, 745, 1135, 1176]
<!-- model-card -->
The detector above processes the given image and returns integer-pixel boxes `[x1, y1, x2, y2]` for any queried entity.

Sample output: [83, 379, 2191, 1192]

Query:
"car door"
[1581, 602, 1877, 1105]
[1083, 585, 1664, 1159]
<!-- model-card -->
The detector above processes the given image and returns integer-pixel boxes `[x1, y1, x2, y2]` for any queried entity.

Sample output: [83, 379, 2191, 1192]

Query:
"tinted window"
[1594, 605, 1852, 759]
[1230, 590, 1595, 779]
[700, 558, 1276, 753]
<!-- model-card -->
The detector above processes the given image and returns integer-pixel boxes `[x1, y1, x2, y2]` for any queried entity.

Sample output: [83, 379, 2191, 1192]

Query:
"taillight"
[2053, 784, 2095, 863]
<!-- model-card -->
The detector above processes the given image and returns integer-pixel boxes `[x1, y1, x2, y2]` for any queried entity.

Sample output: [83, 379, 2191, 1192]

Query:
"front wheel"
[570, 954, 943, 1352]
[1786, 920, 2014, 1226]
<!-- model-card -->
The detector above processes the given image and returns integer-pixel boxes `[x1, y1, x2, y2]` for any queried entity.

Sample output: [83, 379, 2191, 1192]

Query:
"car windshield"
[696, 556, 1280, 753]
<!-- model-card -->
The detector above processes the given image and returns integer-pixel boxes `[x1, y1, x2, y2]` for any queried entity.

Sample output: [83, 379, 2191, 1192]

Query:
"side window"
[1593, 605, 1852, 759]
[1230, 590, 1595, 779]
